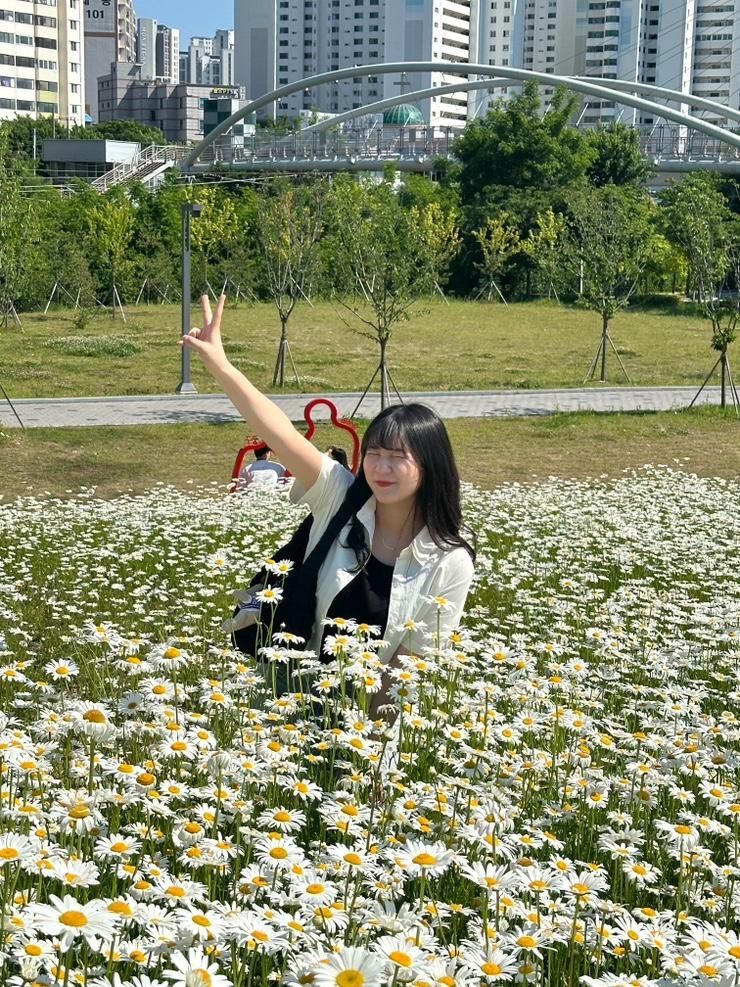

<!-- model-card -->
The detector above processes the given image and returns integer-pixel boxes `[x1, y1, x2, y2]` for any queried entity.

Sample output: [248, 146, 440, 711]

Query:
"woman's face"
[362, 442, 422, 509]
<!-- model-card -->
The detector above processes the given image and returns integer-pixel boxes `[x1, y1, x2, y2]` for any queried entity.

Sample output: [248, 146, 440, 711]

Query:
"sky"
[133, 0, 233, 45]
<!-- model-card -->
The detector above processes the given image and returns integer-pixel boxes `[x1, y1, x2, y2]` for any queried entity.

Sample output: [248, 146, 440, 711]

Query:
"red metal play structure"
[231, 398, 361, 490]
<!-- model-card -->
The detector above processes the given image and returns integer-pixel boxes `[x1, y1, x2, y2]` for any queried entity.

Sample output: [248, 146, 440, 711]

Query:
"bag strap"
[300, 478, 370, 579]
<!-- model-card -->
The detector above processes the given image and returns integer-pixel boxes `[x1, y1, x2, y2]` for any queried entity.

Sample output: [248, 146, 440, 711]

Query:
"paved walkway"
[0, 385, 722, 429]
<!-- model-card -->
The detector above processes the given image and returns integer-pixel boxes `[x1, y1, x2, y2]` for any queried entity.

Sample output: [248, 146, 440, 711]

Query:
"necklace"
[376, 525, 411, 553]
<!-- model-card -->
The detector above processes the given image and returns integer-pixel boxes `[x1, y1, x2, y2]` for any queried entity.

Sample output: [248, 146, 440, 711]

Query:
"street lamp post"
[177, 202, 203, 394]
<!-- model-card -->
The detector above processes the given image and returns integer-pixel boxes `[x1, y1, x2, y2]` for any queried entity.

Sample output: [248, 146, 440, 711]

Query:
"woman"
[183, 296, 474, 709]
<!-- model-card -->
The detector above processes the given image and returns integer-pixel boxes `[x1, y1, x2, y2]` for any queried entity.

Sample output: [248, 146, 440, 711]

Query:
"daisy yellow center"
[83, 710, 107, 724]
[306, 883, 325, 894]
[25, 944, 44, 956]
[152, 685, 168, 695]
[130, 950, 147, 963]
[60, 910, 88, 928]
[274, 811, 292, 823]
[270, 847, 289, 859]
[482, 963, 502, 976]
[344, 853, 362, 866]
[341, 805, 359, 817]
[0, 847, 20, 860]
[191, 971, 213, 987]
[388, 951, 413, 968]
[413, 853, 437, 867]
[164, 647, 182, 659]
[698, 966, 719, 978]
[192, 915, 211, 927]
[517, 935, 538, 949]
[108, 902, 134, 916]
[729, 947, 740, 960]
[69, 804, 90, 820]
[110, 842, 129, 853]
[171, 742, 188, 752]
[336, 972, 364, 987]
[674, 825, 693, 835]
[252, 930, 269, 943]
[572, 883, 590, 895]
[632, 864, 648, 876]
[165, 886, 186, 897]
[137, 772, 155, 786]
[530, 880, 548, 891]
[185, 822, 203, 834]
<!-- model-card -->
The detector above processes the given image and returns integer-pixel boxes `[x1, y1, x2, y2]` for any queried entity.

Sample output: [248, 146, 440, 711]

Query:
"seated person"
[326, 445, 349, 470]
[240, 442, 287, 488]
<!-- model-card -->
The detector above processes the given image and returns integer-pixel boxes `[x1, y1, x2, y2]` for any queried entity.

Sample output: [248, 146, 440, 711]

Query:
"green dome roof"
[383, 103, 424, 126]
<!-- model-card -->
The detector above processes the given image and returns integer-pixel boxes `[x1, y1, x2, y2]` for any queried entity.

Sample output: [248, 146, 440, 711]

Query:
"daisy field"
[0, 467, 738, 987]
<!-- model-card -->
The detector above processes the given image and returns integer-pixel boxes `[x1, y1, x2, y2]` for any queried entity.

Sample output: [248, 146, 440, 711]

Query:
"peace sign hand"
[180, 294, 229, 375]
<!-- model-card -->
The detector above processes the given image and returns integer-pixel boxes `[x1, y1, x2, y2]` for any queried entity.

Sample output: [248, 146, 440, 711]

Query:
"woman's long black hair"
[343, 403, 475, 568]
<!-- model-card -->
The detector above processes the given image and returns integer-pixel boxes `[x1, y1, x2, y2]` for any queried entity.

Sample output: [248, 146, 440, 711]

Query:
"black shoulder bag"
[229, 478, 369, 661]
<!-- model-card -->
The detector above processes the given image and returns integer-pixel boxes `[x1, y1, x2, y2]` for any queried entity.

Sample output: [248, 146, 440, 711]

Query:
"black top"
[321, 555, 394, 652]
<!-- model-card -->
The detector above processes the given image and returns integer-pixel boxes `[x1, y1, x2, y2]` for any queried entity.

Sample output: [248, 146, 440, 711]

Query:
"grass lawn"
[3, 297, 726, 399]
[1, 408, 737, 501]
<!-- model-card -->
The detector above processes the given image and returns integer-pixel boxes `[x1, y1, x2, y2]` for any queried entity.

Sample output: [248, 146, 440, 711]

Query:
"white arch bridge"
[179, 62, 740, 179]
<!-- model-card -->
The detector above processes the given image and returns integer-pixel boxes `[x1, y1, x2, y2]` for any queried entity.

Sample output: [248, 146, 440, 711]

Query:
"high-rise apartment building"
[234, 0, 740, 128]
[84, 0, 136, 122]
[235, 0, 486, 125]
[181, 29, 234, 86]
[155, 23, 179, 83]
[384, 0, 476, 125]
[0, 0, 86, 126]
[137, 16, 157, 79]
[236, 0, 390, 119]
[137, 16, 178, 83]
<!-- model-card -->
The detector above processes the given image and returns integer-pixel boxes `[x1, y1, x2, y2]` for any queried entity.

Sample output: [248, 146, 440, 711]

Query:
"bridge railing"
[193, 121, 740, 168]
[199, 126, 458, 164]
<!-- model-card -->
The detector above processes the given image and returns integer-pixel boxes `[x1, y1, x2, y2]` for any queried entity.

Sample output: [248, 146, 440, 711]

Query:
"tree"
[73, 120, 169, 146]
[325, 179, 445, 409]
[584, 123, 653, 188]
[0, 162, 42, 326]
[564, 185, 654, 382]
[521, 207, 567, 301]
[472, 214, 521, 303]
[453, 83, 592, 205]
[188, 186, 240, 296]
[660, 175, 739, 408]
[86, 196, 136, 318]
[409, 201, 461, 298]
[255, 179, 324, 387]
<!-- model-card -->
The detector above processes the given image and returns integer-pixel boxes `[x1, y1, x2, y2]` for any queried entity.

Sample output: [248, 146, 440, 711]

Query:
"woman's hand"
[180, 294, 230, 377]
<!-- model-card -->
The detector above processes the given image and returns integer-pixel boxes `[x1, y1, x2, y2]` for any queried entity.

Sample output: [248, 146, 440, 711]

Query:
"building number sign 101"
[84, 0, 114, 32]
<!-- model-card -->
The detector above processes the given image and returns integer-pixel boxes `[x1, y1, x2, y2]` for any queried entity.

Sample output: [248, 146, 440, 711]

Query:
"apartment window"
[70, 40, 77, 50]
[0, 53, 12, 64]
[0, 30, 12, 43]
[70, 18, 77, 28]
[70, 60, 78, 71]
[35, 36, 58, 49]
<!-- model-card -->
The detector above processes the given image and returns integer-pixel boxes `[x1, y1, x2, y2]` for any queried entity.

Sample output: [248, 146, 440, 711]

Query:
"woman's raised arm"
[181, 295, 324, 492]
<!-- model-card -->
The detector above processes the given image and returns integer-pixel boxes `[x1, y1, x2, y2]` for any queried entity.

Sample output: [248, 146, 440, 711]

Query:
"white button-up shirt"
[291, 454, 474, 659]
